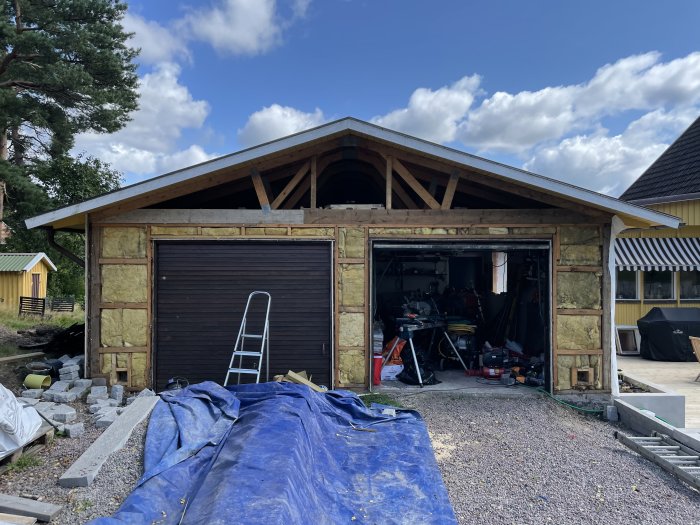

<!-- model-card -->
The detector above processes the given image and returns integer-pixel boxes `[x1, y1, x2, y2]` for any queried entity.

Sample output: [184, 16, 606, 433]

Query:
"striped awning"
[615, 237, 700, 271]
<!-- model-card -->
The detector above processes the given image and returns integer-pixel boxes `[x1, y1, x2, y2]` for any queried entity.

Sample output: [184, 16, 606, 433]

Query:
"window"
[643, 270, 674, 300]
[616, 270, 638, 300]
[680, 270, 700, 300]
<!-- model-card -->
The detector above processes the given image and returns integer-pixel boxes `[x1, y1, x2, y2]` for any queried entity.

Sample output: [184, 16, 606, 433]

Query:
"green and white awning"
[615, 237, 700, 271]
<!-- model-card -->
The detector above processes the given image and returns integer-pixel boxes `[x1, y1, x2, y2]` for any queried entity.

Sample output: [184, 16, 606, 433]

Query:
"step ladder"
[614, 430, 700, 491]
[224, 291, 271, 386]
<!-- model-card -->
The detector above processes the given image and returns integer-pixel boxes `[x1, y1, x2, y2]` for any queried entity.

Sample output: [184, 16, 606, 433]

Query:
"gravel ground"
[0, 405, 147, 524]
[396, 392, 700, 525]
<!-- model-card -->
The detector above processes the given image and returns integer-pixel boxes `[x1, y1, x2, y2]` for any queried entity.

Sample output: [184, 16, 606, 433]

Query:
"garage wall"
[88, 219, 612, 393]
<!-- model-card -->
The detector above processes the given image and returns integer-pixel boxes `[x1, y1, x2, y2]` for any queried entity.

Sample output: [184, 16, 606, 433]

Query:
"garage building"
[26, 118, 678, 394]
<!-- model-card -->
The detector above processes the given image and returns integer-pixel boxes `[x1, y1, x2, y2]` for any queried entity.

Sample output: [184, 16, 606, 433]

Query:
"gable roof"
[620, 115, 700, 203]
[0, 252, 57, 272]
[26, 117, 680, 230]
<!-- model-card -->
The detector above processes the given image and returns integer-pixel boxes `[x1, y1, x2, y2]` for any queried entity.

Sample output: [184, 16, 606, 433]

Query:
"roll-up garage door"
[154, 241, 332, 390]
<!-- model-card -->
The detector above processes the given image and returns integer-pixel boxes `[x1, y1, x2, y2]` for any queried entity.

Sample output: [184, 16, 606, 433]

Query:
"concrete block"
[58, 354, 72, 363]
[74, 379, 93, 389]
[42, 391, 56, 402]
[59, 372, 80, 381]
[110, 384, 124, 404]
[52, 391, 78, 403]
[60, 364, 80, 373]
[48, 380, 73, 392]
[87, 393, 109, 404]
[64, 423, 84, 438]
[35, 401, 55, 412]
[95, 409, 119, 428]
[91, 385, 108, 396]
[91, 377, 107, 387]
[617, 392, 685, 428]
[67, 385, 90, 399]
[60, 396, 159, 487]
[606, 405, 619, 421]
[51, 405, 77, 423]
[21, 389, 44, 399]
[17, 397, 40, 407]
[137, 388, 155, 397]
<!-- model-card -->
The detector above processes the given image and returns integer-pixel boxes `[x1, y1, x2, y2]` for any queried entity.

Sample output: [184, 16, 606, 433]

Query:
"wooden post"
[310, 156, 317, 209]
[271, 161, 310, 209]
[385, 156, 392, 210]
[442, 172, 460, 210]
[250, 168, 271, 212]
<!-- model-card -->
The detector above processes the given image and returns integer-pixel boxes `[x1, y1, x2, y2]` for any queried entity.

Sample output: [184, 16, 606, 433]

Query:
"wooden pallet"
[0, 424, 54, 476]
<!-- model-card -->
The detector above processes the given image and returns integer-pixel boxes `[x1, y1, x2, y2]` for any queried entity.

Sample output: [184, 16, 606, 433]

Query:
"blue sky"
[75, 0, 700, 196]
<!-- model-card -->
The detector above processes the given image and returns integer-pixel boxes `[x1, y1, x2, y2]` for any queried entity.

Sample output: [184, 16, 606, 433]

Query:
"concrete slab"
[59, 396, 159, 487]
[617, 355, 700, 428]
[375, 369, 539, 398]
[20, 390, 43, 399]
[0, 494, 61, 522]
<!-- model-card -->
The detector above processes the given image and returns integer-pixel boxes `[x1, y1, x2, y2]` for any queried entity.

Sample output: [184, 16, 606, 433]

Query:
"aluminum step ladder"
[224, 291, 271, 386]
[614, 430, 700, 491]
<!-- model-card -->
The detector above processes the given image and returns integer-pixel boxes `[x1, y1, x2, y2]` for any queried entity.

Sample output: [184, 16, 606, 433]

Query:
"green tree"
[0, 0, 138, 299]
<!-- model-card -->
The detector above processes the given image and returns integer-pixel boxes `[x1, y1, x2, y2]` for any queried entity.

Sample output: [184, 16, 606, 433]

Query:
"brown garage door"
[154, 241, 332, 390]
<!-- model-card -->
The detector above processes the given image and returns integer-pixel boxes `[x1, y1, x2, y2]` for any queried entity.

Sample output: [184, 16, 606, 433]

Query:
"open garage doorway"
[371, 241, 552, 392]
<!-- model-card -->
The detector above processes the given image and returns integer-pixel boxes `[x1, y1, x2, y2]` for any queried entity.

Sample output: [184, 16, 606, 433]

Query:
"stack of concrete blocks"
[90, 384, 127, 428]
[58, 354, 84, 382]
[42, 378, 92, 403]
[23, 400, 83, 437]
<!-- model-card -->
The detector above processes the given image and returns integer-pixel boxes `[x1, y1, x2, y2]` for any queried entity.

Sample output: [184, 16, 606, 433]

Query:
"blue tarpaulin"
[89, 381, 456, 525]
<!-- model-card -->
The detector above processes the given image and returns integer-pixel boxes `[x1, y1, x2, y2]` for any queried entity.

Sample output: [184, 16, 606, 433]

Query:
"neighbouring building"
[26, 118, 678, 393]
[0, 252, 56, 310]
[615, 115, 700, 335]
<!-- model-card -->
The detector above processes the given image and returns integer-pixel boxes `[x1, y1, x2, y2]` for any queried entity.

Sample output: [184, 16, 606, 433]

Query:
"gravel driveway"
[397, 392, 699, 525]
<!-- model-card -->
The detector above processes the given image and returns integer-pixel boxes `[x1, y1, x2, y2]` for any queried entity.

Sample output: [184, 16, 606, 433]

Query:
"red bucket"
[372, 356, 383, 386]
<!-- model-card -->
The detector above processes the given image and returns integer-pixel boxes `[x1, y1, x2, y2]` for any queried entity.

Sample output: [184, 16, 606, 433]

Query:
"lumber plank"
[391, 158, 440, 209]
[310, 156, 317, 209]
[385, 156, 392, 210]
[101, 209, 304, 225]
[442, 172, 460, 210]
[250, 169, 271, 211]
[0, 512, 37, 524]
[271, 161, 310, 210]
[286, 370, 325, 393]
[0, 495, 61, 522]
[0, 352, 45, 364]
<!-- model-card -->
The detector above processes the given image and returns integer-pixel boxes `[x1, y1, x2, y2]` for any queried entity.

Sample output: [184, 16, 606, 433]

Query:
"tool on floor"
[224, 291, 271, 386]
[614, 430, 700, 491]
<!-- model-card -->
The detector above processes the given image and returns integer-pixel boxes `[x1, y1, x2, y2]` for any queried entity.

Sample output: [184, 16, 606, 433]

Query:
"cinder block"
[53, 392, 78, 403]
[110, 385, 124, 404]
[86, 393, 109, 404]
[90, 386, 108, 396]
[60, 365, 80, 373]
[64, 423, 84, 438]
[91, 377, 107, 387]
[606, 405, 619, 421]
[21, 389, 44, 399]
[59, 373, 80, 381]
[74, 379, 93, 389]
[58, 354, 72, 363]
[48, 380, 73, 392]
[52, 405, 77, 423]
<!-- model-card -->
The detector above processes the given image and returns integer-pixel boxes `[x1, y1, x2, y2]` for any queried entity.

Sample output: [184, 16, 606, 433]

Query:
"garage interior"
[372, 241, 551, 391]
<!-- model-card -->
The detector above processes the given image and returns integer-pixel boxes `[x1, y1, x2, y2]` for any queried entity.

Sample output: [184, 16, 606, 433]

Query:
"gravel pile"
[397, 392, 699, 525]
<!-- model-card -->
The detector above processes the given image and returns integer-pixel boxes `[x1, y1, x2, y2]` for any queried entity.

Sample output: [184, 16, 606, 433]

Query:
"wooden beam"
[310, 156, 317, 209]
[375, 166, 417, 209]
[250, 169, 271, 211]
[391, 158, 441, 210]
[284, 178, 311, 209]
[303, 208, 606, 225]
[271, 161, 310, 209]
[442, 172, 460, 210]
[385, 156, 393, 210]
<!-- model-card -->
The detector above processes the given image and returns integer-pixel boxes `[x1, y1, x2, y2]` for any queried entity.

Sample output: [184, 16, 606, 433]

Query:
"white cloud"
[371, 76, 482, 143]
[459, 52, 700, 154]
[74, 63, 214, 178]
[122, 13, 190, 65]
[181, 0, 307, 56]
[237, 104, 326, 147]
[523, 108, 698, 196]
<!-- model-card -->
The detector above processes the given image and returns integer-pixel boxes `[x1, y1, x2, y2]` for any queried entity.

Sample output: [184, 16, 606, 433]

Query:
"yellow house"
[0, 252, 57, 310]
[615, 115, 700, 330]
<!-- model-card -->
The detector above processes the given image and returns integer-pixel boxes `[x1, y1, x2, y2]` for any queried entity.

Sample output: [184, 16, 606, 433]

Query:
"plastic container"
[372, 356, 383, 385]
[23, 374, 51, 389]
